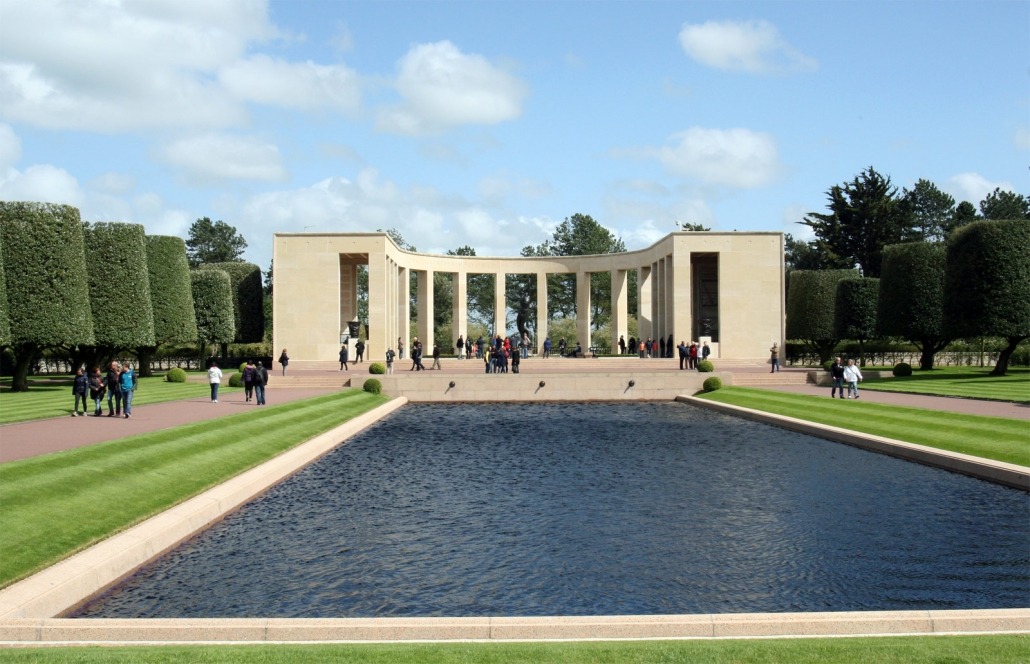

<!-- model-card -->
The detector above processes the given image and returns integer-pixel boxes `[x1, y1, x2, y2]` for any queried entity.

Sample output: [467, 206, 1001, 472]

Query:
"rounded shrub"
[238, 362, 247, 373]
[702, 376, 722, 392]
[697, 359, 715, 372]
[228, 372, 244, 387]
[369, 362, 386, 375]
[165, 367, 187, 383]
[362, 378, 382, 395]
[822, 359, 835, 372]
[893, 362, 913, 377]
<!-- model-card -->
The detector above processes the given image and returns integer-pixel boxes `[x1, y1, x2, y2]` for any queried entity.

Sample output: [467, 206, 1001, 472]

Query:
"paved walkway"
[1, 363, 1026, 464]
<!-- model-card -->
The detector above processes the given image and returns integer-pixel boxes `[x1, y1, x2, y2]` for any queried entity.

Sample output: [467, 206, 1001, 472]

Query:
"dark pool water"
[72, 402, 1030, 618]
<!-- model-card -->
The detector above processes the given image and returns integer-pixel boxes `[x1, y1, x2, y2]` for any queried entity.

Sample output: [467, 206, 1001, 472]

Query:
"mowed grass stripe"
[861, 367, 1029, 403]
[696, 387, 1029, 467]
[0, 390, 389, 587]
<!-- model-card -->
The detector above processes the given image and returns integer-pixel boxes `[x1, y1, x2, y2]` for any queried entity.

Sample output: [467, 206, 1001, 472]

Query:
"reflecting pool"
[73, 402, 1030, 618]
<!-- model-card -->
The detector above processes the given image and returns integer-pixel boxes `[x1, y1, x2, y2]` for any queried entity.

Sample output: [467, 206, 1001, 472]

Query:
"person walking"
[338, 344, 349, 371]
[355, 339, 365, 363]
[243, 359, 257, 401]
[106, 361, 122, 417]
[431, 342, 442, 370]
[254, 361, 268, 405]
[278, 349, 289, 376]
[120, 363, 136, 418]
[843, 359, 863, 399]
[829, 357, 846, 399]
[618, 335, 626, 355]
[385, 348, 395, 374]
[208, 361, 223, 403]
[72, 367, 89, 416]
[769, 343, 780, 373]
[88, 367, 106, 416]
[456, 335, 465, 359]
[702, 341, 711, 362]
[543, 337, 551, 358]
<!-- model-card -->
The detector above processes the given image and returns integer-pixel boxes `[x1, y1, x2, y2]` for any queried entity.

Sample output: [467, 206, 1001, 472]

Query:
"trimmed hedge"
[369, 362, 386, 375]
[786, 268, 858, 363]
[362, 378, 382, 394]
[146, 236, 198, 345]
[83, 222, 156, 349]
[697, 359, 714, 372]
[165, 367, 188, 383]
[702, 376, 722, 392]
[879, 242, 949, 370]
[228, 372, 243, 388]
[0, 231, 10, 346]
[0, 202, 94, 348]
[893, 362, 913, 377]
[834, 277, 879, 341]
[198, 262, 264, 343]
[190, 270, 235, 347]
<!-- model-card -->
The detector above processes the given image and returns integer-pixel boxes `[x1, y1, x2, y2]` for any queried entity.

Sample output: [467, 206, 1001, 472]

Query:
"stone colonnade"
[273, 232, 784, 363]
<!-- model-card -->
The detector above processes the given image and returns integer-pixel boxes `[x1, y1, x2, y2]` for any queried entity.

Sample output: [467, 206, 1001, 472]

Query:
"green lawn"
[860, 366, 1029, 403]
[0, 390, 388, 587]
[0, 374, 240, 424]
[0, 635, 1026, 663]
[695, 387, 1029, 466]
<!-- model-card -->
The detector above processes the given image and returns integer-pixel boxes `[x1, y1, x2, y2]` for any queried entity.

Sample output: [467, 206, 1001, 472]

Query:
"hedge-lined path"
[0, 387, 335, 463]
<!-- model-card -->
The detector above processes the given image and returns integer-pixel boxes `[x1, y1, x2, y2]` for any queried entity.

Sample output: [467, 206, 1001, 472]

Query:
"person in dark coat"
[338, 345, 349, 371]
[355, 339, 365, 363]
[106, 361, 122, 416]
[72, 367, 89, 416]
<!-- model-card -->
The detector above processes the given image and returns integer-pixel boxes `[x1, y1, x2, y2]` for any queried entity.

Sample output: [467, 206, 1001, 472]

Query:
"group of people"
[71, 361, 137, 417]
[481, 335, 522, 373]
[828, 356, 864, 399]
[337, 340, 367, 370]
[676, 340, 711, 370]
[454, 334, 532, 361]
[207, 359, 269, 404]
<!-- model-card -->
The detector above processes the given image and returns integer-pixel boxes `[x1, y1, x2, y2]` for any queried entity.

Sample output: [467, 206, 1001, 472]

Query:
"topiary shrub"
[702, 376, 722, 392]
[697, 359, 715, 372]
[165, 367, 187, 383]
[228, 372, 243, 387]
[822, 359, 835, 372]
[362, 378, 382, 394]
[238, 362, 247, 373]
[369, 362, 386, 375]
[893, 362, 913, 377]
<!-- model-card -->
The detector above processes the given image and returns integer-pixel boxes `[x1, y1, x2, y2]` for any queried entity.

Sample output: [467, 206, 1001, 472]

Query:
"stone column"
[576, 271, 591, 351]
[654, 258, 665, 345]
[536, 271, 548, 353]
[611, 269, 627, 353]
[452, 270, 467, 348]
[398, 266, 410, 353]
[493, 272, 506, 339]
[367, 253, 389, 360]
[417, 269, 434, 350]
[638, 265, 652, 342]
[672, 250, 691, 347]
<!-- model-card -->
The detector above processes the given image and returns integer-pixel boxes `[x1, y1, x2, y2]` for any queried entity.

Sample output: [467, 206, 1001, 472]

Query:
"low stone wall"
[361, 371, 729, 402]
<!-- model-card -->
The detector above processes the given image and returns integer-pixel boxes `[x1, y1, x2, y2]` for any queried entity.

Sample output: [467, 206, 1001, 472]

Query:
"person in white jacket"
[843, 359, 863, 399]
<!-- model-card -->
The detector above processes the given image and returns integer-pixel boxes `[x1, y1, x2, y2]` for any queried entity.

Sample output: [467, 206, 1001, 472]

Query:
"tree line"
[785, 167, 1029, 375]
[0, 203, 263, 391]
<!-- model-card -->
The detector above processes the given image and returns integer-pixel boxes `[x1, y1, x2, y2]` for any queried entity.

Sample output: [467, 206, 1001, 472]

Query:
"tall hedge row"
[834, 277, 879, 340]
[83, 222, 156, 349]
[786, 269, 858, 362]
[191, 269, 235, 348]
[198, 262, 264, 343]
[0, 233, 10, 347]
[0, 202, 94, 390]
[146, 235, 198, 345]
[879, 242, 949, 369]
[944, 219, 1030, 374]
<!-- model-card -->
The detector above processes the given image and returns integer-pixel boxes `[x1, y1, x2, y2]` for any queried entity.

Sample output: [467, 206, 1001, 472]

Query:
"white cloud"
[377, 41, 528, 135]
[0, 163, 84, 207]
[220, 55, 361, 113]
[947, 172, 1015, 205]
[651, 127, 782, 188]
[0, 0, 277, 131]
[161, 133, 288, 182]
[0, 122, 20, 170]
[678, 20, 817, 74]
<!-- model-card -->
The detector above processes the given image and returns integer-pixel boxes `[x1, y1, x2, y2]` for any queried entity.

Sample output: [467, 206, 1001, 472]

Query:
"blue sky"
[0, 0, 1026, 271]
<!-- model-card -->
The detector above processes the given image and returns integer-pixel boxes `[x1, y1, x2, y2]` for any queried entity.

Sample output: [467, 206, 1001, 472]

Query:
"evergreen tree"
[878, 242, 949, 370]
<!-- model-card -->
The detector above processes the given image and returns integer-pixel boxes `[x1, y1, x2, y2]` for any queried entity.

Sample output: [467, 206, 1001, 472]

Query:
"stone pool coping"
[0, 395, 1027, 644]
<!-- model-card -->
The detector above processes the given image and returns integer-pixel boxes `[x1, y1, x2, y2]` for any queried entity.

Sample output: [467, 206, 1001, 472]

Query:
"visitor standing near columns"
[355, 339, 365, 363]
[431, 342, 441, 370]
[385, 348, 395, 374]
[278, 348, 289, 376]
[619, 335, 626, 355]
[677, 341, 688, 370]
[543, 337, 551, 358]
[398, 337, 405, 359]
[456, 335, 464, 359]
[208, 361, 223, 403]
[667, 334, 674, 359]
[769, 343, 780, 373]
[689, 342, 698, 370]
[338, 344, 349, 371]
[702, 341, 711, 363]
